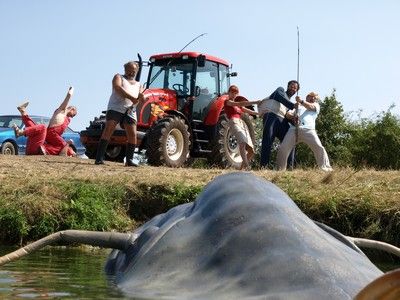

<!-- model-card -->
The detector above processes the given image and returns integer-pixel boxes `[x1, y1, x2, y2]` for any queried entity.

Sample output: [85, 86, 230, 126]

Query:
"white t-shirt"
[107, 75, 140, 120]
[290, 102, 320, 130]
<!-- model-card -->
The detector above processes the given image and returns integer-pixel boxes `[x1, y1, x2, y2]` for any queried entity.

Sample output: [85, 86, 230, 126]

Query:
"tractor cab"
[137, 52, 236, 127]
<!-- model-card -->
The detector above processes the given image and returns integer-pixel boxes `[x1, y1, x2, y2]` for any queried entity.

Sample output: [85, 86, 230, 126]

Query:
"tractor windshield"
[147, 58, 195, 97]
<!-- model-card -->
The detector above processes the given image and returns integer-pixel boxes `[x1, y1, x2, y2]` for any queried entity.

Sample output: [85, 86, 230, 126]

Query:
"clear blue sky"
[1, 0, 399, 131]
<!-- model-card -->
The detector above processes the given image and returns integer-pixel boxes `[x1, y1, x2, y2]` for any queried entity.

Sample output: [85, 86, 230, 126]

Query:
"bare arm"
[57, 87, 74, 111]
[242, 107, 259, 116]
[295, 96, 316, 111]
[113, 74, 142, 105]
[225, 100, 260, 107]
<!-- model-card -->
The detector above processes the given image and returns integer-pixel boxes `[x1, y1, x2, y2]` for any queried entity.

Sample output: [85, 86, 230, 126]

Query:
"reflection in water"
[0, 246, 398, 299]
[0, 246, 128, 299]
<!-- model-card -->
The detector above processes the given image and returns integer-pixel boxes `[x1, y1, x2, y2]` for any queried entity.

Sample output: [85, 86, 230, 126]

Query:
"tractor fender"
[164, 110, 190, 128]
[204, 94, 229, 126]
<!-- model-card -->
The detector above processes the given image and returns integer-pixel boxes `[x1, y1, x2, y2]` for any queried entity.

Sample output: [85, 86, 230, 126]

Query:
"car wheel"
[1, 142, 17, 155]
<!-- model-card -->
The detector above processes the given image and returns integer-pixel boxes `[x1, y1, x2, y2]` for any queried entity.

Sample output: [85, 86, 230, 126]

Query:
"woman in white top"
[95, 61, 144, 166]
[276, 92, 332, 171]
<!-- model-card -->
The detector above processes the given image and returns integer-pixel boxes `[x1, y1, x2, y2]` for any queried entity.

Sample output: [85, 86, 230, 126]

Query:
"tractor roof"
[149, 52, 229, 66]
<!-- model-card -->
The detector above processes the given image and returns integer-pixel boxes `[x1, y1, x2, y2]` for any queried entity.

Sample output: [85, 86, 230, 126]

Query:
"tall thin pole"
[290, 26, 300, 170]
[297, 26, 300, 90]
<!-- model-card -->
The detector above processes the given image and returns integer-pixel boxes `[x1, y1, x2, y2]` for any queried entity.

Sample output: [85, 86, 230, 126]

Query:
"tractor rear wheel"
[146, 116, 190, 167]
[105, 145, 125, 162]
[208, 113, 256, 169]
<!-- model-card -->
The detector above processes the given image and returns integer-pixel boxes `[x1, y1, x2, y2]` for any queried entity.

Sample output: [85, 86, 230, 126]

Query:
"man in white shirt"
[276, 92, 332, 171]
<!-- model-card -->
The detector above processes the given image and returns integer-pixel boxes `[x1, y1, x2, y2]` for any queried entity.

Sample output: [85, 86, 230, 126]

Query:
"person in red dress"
[13, 102, 47, 155]
[13, 87, 77, 156]
[45, 87, 77, 156]
[224, 85, 260, 170]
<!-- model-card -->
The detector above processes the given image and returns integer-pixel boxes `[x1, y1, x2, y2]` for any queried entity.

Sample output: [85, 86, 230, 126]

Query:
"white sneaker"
[321, 167, 333, 172]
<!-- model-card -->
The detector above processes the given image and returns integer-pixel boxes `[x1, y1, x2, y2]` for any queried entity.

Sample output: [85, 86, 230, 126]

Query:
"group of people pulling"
[225, 81, 332, 171]
[13, 60, 332, 172]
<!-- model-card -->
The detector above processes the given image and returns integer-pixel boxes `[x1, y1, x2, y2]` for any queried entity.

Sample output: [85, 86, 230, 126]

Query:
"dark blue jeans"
[260, 112, 293, 168]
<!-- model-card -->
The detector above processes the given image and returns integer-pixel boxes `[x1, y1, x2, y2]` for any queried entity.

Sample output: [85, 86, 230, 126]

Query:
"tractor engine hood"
[137, 89, 179, 127]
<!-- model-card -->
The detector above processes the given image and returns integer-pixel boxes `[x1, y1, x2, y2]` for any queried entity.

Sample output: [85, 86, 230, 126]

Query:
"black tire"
[146, 116, 190, 167]
[208, 113, 256, 169]
[85, 149, 96, 159]
[1, 142, 17, 155]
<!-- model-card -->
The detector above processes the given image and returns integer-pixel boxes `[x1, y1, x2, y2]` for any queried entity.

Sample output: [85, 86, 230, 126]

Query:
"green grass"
[0, 155, 399, 247]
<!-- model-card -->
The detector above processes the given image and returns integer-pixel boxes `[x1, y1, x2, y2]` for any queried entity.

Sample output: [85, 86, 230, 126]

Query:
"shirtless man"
[45, 87, 77, 156]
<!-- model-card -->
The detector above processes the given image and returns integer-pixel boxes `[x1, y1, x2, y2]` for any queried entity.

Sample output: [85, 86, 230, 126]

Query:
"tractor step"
[195, 139, 209, 144]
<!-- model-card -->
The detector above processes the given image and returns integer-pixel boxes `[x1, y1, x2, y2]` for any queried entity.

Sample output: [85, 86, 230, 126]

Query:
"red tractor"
[80, 52, 256, 168]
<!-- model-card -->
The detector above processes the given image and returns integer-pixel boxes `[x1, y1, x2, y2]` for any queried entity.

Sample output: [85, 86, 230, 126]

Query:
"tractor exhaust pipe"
[0, 230, 134, 267]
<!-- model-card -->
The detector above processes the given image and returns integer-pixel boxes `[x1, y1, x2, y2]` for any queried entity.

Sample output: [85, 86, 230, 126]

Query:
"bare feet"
[67, 86, 74, 96]
[12, 124, 24, 137]
[17, 101, 29, 114]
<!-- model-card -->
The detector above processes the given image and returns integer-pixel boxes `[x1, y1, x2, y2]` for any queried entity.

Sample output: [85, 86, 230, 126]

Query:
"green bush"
[0, 206, 29, 244]
[348, 108, 400, 169]
[59, 181, 131, 231]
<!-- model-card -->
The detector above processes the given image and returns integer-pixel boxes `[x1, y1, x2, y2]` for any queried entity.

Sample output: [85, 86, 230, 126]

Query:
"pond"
[0, 246, 129, 299]
[0, 246, 399, 299]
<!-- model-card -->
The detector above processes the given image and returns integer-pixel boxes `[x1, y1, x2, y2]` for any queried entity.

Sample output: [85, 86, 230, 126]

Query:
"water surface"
[0, 246, 128, 299]
[0, 246, 398, 299]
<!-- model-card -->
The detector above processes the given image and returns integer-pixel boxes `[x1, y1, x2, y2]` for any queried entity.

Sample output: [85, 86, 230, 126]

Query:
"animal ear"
[354, 268, 400, 300]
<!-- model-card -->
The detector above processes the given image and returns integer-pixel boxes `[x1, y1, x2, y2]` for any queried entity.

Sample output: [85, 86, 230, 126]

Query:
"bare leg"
[100, 119, 119, 140]
[124, 122, 137, 145]
[239, 143, 249, 170]
[246, 145, 254, 164]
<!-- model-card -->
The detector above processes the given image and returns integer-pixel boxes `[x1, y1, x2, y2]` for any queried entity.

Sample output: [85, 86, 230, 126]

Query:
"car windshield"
[0, 116, 50, 129]
[0, 116, 23, 128]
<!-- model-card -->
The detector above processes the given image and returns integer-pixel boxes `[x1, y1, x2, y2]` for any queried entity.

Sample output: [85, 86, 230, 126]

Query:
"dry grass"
[2, 155, 400, 212]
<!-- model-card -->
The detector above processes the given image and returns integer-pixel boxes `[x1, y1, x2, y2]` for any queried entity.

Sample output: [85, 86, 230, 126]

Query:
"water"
[0, 246, 128, 299]
[0, 246, 399, 299]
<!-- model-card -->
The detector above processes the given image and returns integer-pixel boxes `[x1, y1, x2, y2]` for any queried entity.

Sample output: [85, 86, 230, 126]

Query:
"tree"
[349, 107, 400, 169]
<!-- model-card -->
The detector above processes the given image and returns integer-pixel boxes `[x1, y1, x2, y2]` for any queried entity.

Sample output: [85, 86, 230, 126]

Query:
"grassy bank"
[1, 155, 399, 248]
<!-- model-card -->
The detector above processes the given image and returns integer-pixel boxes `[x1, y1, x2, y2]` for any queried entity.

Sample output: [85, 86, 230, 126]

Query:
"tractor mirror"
[195, 86, 201, 97]
[197, 55, 206, 67]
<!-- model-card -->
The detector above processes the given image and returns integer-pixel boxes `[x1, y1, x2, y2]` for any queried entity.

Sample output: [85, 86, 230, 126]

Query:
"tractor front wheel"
[146, 116, 190, 167]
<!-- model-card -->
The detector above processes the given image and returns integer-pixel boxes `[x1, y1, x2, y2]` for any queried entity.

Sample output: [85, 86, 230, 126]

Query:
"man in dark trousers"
[259, 80, 299, 168]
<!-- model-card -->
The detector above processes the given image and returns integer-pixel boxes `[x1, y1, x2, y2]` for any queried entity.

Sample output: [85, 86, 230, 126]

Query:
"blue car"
[0, 115, 85, 156]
